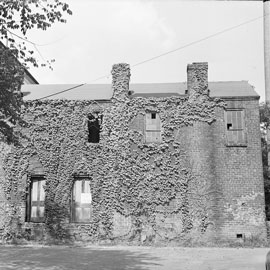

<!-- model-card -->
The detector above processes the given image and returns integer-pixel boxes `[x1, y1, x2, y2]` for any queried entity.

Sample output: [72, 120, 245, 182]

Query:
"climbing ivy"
[2, 92, 226, 243]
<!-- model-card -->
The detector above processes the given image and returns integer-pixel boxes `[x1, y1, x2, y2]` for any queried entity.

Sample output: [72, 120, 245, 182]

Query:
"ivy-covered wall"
[0, 62, 266, 244]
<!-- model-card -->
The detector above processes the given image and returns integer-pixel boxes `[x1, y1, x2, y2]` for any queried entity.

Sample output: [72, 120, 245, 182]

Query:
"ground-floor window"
[71, 178, 92, 223]
[26, 176, 46, 222]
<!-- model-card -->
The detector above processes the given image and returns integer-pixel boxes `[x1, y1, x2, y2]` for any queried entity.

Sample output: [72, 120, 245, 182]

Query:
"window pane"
[82, 208, 90, 220]
[74, 180, 81, 202]
[75, 207, 82, 221]
[40, 180, 46, 201]
[31, 206, 37, 218]
[81, 193, 92, 204]
[31, 181, 38, 201]
[84, 180, 91, 193]
[39, 206, 44, 218]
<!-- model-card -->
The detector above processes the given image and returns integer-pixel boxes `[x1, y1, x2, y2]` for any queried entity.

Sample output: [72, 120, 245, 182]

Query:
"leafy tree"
[0, 0, 72, 67]
[0, 0, 72, 140]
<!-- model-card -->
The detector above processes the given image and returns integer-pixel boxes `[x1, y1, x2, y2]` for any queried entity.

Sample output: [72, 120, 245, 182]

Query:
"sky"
[25, 0, 265, 100]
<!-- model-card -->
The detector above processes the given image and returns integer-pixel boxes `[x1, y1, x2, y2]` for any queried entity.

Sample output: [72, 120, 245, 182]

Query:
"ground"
[0, 245, 269, 270]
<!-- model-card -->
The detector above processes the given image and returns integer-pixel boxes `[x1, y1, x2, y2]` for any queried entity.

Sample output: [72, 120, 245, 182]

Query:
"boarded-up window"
[26, 177, 46, 223]
[226, 110, 246, 145]
[71, 179, 92, 223]
[145, 112, 161, 143]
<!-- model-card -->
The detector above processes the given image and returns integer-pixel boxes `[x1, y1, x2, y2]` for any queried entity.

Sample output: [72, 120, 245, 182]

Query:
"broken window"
[145, 112, 161, 143]
[225, 110, 246, 145]
[71, 178, 92, 223]
[26, 176, 46, 223]
[88, 112, 102, 143]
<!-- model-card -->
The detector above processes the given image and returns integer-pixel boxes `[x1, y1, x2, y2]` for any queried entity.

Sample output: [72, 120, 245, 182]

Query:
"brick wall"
[212, 99, 266, 240]
[0, 62, 266, 244]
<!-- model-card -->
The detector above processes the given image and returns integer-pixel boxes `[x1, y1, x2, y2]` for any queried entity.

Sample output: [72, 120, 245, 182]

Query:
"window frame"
[26, 175, 46, 223]
[224, 108, 247, 147]
[145, 112, 162, 143]
[70, 176, 92, 224]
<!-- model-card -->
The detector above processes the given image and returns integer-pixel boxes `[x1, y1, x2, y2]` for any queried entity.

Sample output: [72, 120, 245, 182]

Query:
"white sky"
[26, 0, 265, 100]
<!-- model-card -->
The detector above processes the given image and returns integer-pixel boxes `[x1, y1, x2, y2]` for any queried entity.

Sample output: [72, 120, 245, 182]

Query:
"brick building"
[0, 62, 266, 244]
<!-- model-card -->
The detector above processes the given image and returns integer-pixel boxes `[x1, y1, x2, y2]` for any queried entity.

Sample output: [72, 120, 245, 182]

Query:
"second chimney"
[187, 62, 208, 98]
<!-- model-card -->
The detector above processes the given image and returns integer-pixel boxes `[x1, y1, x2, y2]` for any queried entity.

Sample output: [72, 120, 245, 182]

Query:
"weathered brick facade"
[0, 62, 266, 244]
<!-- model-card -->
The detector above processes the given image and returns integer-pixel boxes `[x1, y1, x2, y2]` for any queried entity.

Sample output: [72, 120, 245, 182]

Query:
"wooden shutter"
[226, 110, 246, 145]
[72, 179, 92, 223]
[145, 113, 161, 143]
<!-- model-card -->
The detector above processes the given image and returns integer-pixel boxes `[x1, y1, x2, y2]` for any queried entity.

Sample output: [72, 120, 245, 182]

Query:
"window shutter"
[145, 113, 161, 143]
[225, 110, 246, 146]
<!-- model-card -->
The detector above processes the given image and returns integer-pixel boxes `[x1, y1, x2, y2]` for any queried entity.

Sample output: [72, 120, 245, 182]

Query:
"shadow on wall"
[0, 246, 161, 270]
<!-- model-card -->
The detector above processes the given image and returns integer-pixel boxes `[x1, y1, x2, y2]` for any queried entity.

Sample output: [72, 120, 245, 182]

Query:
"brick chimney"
[111, 63, 131, 101]
[187, 62, 208, 99]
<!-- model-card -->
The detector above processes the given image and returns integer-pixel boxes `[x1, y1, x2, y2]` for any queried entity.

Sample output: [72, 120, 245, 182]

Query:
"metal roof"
[21, 81, 259, 101]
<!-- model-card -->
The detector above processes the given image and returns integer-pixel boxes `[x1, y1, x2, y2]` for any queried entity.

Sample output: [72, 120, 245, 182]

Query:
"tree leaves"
[0, 47, 24, 142]
[0, 0, 72, 67]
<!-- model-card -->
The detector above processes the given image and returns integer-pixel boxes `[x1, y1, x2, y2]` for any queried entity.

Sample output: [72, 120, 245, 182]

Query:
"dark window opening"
[88, 113, 102, 143]
[236, 234, 243, 239]
[151, 113, 156, 119]
[227, 123, 232, 130]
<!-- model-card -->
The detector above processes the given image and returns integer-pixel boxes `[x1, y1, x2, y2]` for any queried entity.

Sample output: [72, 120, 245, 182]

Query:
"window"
[88, 112, 102, 143]
[225, 110, 246, 146]
[71, 178, 92, 223]
[145, 112, 161, 143]
[26, 177, 46, 222]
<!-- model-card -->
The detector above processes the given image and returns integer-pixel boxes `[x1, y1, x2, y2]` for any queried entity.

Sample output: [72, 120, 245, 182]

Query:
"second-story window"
[88, 112, 102, 143]
[225, 109, 246, 146]
[145, 112, 161, 143]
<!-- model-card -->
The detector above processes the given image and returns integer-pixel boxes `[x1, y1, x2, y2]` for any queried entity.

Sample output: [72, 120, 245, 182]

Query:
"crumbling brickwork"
[212, 99, 266, 240]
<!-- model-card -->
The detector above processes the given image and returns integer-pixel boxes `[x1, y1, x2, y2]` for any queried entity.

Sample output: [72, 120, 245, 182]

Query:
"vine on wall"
[2, 91, 225, 243]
